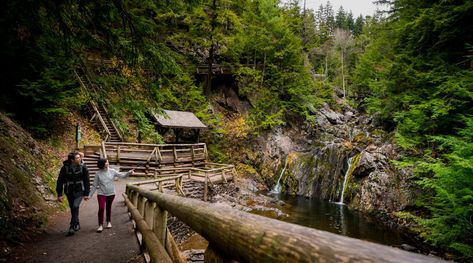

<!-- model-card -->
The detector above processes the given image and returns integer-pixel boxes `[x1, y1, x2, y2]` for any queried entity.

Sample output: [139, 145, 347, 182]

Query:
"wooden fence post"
[117, 145, 121, 166]
[153, 204, 168, 245]
[138, 196, 147, 216]
[204, 173, 208, 202]
[144, 200, 155, 230]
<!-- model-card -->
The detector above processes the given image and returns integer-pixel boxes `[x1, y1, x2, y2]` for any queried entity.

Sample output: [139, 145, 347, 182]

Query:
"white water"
[270, 157, 288, 194]
[336, 156, 354, 205]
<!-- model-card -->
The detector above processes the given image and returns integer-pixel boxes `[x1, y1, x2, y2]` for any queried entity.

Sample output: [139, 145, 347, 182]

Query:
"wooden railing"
[101, 141, 108, 159]
[110, 118, 124, 142]
[75, 69, 111, 142]
[103, 142, 207, 168]
[89, 101, 111, 141]
[135, 164, 236, 200]
[100, 105, 124, 142]
[124, 185, 445, 263]
[130, 176, 186, 196]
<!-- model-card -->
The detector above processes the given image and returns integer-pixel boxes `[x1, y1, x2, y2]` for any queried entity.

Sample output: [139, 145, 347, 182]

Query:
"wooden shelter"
[151, 110, 207, 143]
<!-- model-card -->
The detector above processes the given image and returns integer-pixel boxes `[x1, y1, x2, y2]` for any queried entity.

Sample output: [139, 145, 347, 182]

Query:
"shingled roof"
[152, 110, 207, 129]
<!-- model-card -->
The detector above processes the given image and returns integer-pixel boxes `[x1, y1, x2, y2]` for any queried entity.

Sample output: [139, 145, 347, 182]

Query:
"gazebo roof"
[152, 110, 207, 129]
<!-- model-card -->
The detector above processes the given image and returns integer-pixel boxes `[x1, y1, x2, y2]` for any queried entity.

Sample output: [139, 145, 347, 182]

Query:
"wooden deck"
[85, 142, 235, 201]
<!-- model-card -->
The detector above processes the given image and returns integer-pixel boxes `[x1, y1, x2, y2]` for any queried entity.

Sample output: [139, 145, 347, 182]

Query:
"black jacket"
[56, 160, 90, 197]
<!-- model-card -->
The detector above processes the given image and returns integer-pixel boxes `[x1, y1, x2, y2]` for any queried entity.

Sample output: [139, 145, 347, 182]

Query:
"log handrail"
[123, 193, 172, 263]
[101, 141, 107, 159]
[130, 176, 183, 186]
[110, 118, 124, 142]
[90, 101, 111, 137]
[125, 184, 445, 263]
[105, 142, 206, 147]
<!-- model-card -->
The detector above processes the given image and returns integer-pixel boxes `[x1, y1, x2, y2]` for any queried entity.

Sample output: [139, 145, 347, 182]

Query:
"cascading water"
[270, 156, 288, 194]
[336, 156, 354, 205]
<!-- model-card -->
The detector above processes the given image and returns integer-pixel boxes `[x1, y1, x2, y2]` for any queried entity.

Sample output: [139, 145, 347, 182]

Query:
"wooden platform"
[84, 142, 236, 201]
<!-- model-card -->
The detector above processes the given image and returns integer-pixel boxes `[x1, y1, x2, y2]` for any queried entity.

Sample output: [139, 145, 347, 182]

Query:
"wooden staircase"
[75, 65, 122, 143]
[82, 152, 101, 185]
[97, 105, 121, 142]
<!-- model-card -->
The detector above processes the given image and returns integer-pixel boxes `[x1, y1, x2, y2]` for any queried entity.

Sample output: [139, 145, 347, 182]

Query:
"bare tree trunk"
[302, 0, 307, 47]
[341, 49, 345, 99]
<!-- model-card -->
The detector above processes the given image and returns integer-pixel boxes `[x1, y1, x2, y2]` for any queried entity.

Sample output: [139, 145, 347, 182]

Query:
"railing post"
[221, 169, 227, 183]
[174, 178, 179, 194]
[191, 145, 195, 165]
[204, 172, 208, 202]
[155, 147, 159, 166]
[117, 145, 121, 166]
[144, 200, 155, 231]
[157, 146, 162, 162]
[138, 196, 147, 216]
[122, 190, 172, 263]
[132, 190, 139, 207]
[179, 176, 184, 195]
[153, 204, 168, 245]
[101, 141, 107, 159]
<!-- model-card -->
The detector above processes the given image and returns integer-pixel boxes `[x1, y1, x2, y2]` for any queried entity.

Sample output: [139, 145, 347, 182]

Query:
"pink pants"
[97, 195, 115, 225]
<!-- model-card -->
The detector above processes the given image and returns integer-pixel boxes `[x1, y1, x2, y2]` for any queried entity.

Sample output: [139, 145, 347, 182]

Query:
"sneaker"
[106, 222, 112, 229]
[96, 225, 103, 233]
[73, 223, 80, 231]
[67, 226, 75, 236]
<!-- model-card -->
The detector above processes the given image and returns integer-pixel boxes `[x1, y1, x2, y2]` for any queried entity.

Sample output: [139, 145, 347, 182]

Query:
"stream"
[255, 193, 417, 249]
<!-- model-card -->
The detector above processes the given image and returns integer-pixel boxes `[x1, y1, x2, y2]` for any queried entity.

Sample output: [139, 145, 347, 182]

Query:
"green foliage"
[413, 117, 473, 260]
[354, 0, 473, 259]
[224, 0, 324, 130]
[207, 143, 228, 163]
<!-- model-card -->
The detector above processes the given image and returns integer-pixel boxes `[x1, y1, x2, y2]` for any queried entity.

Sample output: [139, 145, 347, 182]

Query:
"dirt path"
[10, 179, 144, 263]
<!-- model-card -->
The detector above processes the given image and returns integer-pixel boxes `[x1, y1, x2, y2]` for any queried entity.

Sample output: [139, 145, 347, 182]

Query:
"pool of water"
[255, 193, 416, 249]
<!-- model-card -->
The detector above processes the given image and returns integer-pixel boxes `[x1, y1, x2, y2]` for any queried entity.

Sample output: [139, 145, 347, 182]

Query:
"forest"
[0, 0, 472, 261]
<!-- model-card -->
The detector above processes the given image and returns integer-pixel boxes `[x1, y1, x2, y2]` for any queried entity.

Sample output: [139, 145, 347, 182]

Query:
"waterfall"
[271, 156, 288, 194]
[337, 156, 354, 204]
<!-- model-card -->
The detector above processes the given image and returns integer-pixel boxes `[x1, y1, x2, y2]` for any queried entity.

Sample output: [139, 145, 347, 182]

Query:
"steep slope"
[0, 112, 100, 260]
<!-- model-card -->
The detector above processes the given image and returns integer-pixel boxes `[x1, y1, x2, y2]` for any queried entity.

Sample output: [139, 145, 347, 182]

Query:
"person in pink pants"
[89, 158, 134, 232]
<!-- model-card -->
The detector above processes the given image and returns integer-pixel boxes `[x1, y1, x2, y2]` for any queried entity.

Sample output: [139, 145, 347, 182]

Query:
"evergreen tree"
[335, 6, 347, 29]
[354, 1, 473, 259]
[353, 15, 364, 36]
[346, 11, 355, 33]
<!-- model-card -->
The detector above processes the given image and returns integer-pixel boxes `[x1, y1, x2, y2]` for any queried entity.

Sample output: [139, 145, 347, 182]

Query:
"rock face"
[254, 103, 417, 213]
[209, 83, 417, 213]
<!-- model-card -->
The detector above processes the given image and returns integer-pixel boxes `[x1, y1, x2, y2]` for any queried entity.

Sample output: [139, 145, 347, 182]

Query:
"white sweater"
[89, 168, 132, 197]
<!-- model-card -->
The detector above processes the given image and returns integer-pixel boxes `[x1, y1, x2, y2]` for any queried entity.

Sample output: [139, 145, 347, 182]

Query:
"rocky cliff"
[248, 102, 418, 213]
